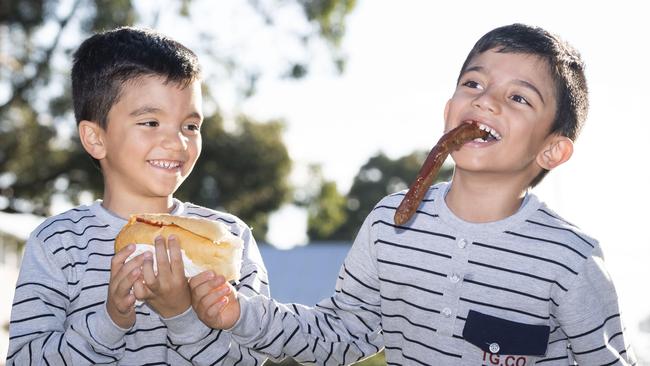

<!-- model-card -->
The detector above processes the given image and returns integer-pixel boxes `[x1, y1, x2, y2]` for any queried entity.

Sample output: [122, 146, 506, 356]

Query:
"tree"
[0, 0, 356, 240]
[307, 151, 454, 242]
[177, 115, 292, 238]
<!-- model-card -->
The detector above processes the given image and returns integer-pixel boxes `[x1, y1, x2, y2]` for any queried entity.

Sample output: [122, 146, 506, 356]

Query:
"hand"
[189, 271, 240, 329]
[107, 244, 146, 329]
[132, 235, 191, 318]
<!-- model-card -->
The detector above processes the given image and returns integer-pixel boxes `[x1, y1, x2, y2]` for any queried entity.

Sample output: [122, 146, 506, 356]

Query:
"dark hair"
[458, 23, 588, 187]
[72, 27, 201, 129]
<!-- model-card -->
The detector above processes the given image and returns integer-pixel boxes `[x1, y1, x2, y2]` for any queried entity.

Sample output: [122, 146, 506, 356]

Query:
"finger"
[154, 235, 171, 277]
[167, 235, 185, 277]
[132, 277, 151, 300]
[114, 266, 141, 298]
[141, 251, 158, 290]
[190, 280, 215, 303]
[198, 281, 232, 309]
[112, 252, 145, 285]
[191, 274, 226, 300]
[116, 292, 137, 314]
[205, 295, 229, 318]
[189, 270, 215, 290]
[111, 244, 135, 274]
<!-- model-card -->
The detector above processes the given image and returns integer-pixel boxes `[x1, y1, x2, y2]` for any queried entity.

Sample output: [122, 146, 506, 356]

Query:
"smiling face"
[91, 75, 203, 209]
[444, 49, 558, 186]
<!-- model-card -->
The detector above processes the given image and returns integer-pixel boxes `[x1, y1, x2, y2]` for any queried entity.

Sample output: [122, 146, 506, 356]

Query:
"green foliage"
[177, 116, 292, 239]
[298, 0, 356, 73]
[0, 0, 356, 241]
[306, 180, 347, 239]
[307, 151, 454, 242]
[0, 0, 46, 29]
[87, 0, 136, 32]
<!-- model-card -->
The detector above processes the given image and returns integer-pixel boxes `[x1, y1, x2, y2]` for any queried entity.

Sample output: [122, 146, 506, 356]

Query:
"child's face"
[444, 49, 557, 182]
[99, 75, 203, 201]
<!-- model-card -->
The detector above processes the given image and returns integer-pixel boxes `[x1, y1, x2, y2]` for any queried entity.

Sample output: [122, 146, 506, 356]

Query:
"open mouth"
[474, 123, 502, 143]
[148, 159, 183, 170]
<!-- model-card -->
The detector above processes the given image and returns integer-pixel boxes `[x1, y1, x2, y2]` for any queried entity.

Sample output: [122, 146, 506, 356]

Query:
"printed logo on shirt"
[483, 351, 528, 366]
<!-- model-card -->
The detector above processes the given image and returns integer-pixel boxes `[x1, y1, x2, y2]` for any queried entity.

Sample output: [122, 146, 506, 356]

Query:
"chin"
[146, 183, 181, 198]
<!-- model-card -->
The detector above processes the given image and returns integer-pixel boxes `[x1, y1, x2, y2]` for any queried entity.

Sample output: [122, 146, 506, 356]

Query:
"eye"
[510, 94, 530, 106]
[137, 121, 159, 127]
[461, 80, 483, 90]
[184, 122, 201, 133]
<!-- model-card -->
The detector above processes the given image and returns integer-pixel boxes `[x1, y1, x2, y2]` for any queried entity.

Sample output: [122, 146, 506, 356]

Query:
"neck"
[445, 171, 529, 223]
[101, 190, 175, 219]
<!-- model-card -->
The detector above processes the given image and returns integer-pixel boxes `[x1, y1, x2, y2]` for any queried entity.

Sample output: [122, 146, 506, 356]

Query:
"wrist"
[162, 306, 211, 345]
[106, 302, 134, 329]
[158, 302, 191, 319]
[86, 303, 132, 348]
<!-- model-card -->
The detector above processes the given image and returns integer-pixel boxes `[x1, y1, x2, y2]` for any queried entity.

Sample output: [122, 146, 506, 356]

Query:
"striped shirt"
[7, 199, 269, 365]
[231, 182, 636, 365]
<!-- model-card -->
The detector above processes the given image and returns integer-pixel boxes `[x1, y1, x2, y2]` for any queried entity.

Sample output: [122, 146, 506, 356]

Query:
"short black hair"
[458, 23, 588, 187]
[72, 27, 201, 129]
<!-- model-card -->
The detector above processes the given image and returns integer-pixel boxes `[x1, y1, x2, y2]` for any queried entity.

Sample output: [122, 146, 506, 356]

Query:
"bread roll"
[115, 214, 243, 282]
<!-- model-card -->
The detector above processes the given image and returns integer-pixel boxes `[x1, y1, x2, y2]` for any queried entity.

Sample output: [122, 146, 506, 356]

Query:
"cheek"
[191, 138, 202, 158]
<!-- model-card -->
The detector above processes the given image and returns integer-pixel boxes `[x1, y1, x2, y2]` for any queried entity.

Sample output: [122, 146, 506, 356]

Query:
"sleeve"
[228, 214, 385, 365]
[167, 224, 270, 365]
[553, 247, 637, 365]
[7, 233, 129, 365]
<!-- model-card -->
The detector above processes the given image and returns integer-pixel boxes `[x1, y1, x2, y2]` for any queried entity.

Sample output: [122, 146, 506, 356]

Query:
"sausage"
[393, 122, 489, 226]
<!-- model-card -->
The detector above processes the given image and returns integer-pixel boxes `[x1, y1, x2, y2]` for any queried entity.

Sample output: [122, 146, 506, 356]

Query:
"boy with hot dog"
[7, 27, 269, 365]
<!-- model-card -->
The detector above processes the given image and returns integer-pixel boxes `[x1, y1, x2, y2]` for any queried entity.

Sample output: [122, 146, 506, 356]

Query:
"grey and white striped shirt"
[7, 199, 269, 365]
[231, 182, 636, 365]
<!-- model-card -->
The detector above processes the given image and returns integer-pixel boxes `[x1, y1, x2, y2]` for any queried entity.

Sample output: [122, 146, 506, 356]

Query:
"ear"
[78, 120, 106, 160]
[536, 135, 573, 170]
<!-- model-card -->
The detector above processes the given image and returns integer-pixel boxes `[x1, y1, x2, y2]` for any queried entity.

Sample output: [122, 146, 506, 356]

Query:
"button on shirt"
[457, 238, 467, 248]
[489, 342, 500, 353]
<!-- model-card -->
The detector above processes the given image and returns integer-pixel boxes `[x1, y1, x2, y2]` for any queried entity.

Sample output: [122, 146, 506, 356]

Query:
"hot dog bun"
[115, 214, 243, 282]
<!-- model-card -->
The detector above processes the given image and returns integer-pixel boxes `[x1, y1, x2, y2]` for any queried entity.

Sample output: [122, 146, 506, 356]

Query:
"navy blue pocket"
[462, 310, 550, 356]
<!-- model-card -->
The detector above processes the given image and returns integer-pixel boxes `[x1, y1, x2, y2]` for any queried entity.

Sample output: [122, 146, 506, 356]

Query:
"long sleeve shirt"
[7, 199, 269, 365]
[229, 182, 637, 365]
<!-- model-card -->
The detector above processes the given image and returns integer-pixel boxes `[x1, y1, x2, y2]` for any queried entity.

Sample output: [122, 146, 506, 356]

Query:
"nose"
[161, 129, 188, 151]
[472, 89, 501, 114]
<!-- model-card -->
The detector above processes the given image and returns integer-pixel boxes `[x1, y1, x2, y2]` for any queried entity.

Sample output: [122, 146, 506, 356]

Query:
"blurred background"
[1, 0, 648, 365]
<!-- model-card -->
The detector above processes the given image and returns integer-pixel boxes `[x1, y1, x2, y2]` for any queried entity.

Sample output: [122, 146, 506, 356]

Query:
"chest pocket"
[462, 310, 550, 356]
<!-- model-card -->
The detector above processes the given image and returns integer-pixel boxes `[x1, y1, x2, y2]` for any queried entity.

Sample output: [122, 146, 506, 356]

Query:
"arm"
[167, 224, 270, 365]
[193, 216, 385, 365]
[554, 248, 637, 365]
[7, 234, 142, 365]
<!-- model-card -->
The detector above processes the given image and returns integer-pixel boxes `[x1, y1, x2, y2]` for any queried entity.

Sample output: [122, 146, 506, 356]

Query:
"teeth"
[149, 160, 181, 169]
[478, 124, 502, 141]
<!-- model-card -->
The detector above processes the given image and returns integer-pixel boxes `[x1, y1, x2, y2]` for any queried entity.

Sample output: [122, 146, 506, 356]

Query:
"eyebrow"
[463, 66, 546, 104]
[129, 106, 203, 120]
[129, 106, 162, 117]
[515, 79, 545, 105]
